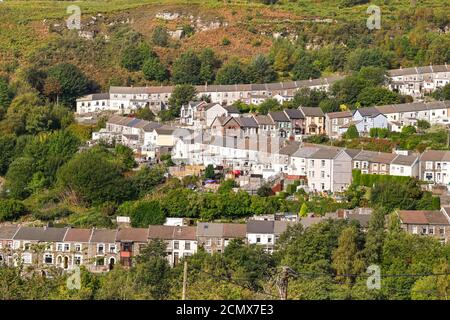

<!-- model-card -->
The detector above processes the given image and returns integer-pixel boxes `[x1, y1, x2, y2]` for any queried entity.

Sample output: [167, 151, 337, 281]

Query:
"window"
[267, 237, 272, 243]
[74, 255, 82, 265]
[24, 243, 31, 251]
[321, 160, 325, 167]
[429, 227, 434, 235]
[185, 241, 191, 250]
[64, 244, 70, 252]
[439, 227, 445, 235]
[44, 254, 53, 264]
[412, 226, 418, 234]
[321, 171, 325, 178]
[97, 244, 104, 254]
[57, 243, 63, 251]
[174, 241, 179, 250]
[109, 245, 116, 253]
[256, 236, 261, 243]
[75, 244, 81, 252]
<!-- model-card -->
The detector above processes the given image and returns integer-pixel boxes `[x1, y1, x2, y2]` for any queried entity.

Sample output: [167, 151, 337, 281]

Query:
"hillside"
[0, 0, 449, 89]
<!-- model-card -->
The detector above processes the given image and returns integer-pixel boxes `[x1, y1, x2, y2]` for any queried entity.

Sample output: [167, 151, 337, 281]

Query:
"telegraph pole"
[182, 260, 188, 300]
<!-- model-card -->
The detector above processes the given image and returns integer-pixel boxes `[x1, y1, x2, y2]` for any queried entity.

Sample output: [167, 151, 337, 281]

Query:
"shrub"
[0, 199, 28, 222]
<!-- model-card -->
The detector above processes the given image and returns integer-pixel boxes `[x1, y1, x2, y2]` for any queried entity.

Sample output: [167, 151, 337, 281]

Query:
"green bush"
[0, 199, 28, 222]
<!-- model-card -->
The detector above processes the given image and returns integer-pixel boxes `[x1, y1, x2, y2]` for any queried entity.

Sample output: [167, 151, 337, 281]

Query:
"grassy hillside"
[0, 0, 448, 88]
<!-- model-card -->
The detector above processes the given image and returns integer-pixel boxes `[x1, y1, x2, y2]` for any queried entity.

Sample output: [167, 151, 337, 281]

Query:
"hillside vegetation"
[0, 0, 449, 89]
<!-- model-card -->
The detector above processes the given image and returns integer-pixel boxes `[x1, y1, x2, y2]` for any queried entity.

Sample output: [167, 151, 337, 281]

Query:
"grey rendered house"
[268, 111, 292, 138]
[352, 107, 388, 136]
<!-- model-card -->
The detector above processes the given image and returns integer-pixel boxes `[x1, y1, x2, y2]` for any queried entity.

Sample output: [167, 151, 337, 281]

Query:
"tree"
[247, 55, 277, 84]
[172, 50, 202, 84]
[47, 63, 92, 107]
[401, 125, 417, 135]
[151, 26, 169, 47]
[256, 184, 273, 197]
[135, 240, 172, 299]
[130, 200, 165, 227]
[120, 42, 155, 72]
[5, 157, 35, 199]
[216, 60, 247, 85]
[332, 226, 365, 284]
[257, 99, 280, 115]
[0, 78, 12, 119]
[0, 134, 16, 175]
[114, 144, 136, 170]
[142, 57, 168, 82]
[292, 55, 321, 80]
[199, 48, 221, 84]
[345, 48, 392, 71]
[273, 47, 290, 72]
[56, 149, 132, 204]
[357, 87, 401, 107]
[299, 202, 308, 217]
[168, 84, 197, 118]
[432, 83, 450, 101]
[344, 124, 359, 139]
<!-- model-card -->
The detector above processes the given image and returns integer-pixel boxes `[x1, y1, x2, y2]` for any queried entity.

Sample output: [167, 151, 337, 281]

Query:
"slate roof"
[391, 154, 419, 166]
[253, 115, 275, 125]
[0, 225, 20, 240]
[90, 229, 117, 243]
[398, 210, 450, 225]
[307, 148, 342, 159]
[355, 107, 382, 117]
[284, 109, 305, 120]
[269, 111, 290, 122]
[420, 150, 450, 162]
[354, 150, 397, 164]
[64, 228, 92, 242]
[246, 220, 275, 234]
[299, 107, 324, 117]
[116, 228, 149, 242]
[13, 227, 68, 242]
[326, 111, 353, 119]
[148, 225, 196, 240]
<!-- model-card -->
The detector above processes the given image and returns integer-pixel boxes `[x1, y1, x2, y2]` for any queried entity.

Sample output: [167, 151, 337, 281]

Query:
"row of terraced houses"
[2, 205, 450, 273]
[76, 64, 450, 115]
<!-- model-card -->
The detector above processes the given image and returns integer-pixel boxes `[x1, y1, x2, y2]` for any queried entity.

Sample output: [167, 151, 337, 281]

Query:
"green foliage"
[345, 48, 392, 72]
[129, 200, 165, 227]
[120, 42, 155, 72]
[344, 124, 359, 139]
[167, 84, 197, 118]
[0, 134, 16, 175]
[172, 50, 202, 85]
[256, 184, 273, 197]
[204, 164, 215, 180]
[142, 57, 168, 82]
[292, 54, 321, 80]
[151, 26, 169, 47]
[247, 55, 277, 84]
[0, 199, 27, 222]
[216, 60, 248, 85]
[56, 148, 133, 205]
[46, 63, 92, 107]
